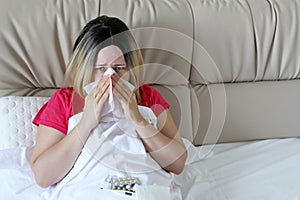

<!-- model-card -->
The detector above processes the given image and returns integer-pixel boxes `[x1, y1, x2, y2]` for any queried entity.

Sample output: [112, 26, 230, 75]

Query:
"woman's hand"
[111, 74, 144, 125]
[80, 76, 110, 131]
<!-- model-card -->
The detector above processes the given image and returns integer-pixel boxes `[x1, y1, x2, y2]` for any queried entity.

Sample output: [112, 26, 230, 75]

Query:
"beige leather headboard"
[0, 0, 99, 96]
[1, 0, 300, 145]
[189, 0, 300, 144]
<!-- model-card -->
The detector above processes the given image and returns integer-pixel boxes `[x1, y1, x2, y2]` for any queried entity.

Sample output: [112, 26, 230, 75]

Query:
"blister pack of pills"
[105, 175, 141, 192]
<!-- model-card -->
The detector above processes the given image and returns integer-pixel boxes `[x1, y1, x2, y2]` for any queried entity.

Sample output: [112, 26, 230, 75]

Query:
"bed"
[1, 96, 300, 199]
[1, 0, 300, 199]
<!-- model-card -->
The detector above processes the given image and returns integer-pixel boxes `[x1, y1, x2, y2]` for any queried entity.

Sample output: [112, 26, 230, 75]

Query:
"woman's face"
[92, 45, 129, 82]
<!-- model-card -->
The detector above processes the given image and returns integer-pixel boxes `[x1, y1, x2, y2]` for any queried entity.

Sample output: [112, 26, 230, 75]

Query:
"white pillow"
[0, 96, 49, 150]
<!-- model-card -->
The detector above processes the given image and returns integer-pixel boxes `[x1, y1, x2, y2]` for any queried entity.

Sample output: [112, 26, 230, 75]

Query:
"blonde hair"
[65, 16, 144, 103]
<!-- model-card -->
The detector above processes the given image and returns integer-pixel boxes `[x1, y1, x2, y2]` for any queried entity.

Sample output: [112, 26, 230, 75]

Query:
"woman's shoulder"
[139, 84, 170, 116]
[140, 84, 158, 95]
[32, 87, 74, 135]
[139, 84, 159, 101]
[50, 87, 74, 103]
[46, 87, 74, 111]
[53, 87, 74, 97]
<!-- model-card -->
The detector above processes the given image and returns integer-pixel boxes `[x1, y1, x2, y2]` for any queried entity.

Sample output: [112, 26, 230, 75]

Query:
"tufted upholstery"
[0, 96, 49, 149]
[0, 0, 300, 145]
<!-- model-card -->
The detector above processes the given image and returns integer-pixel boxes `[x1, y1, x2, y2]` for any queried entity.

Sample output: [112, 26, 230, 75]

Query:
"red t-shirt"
[33, 84, 170, 135]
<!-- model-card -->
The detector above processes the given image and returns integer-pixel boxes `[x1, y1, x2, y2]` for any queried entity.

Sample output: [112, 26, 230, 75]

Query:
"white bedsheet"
[1, 138, 300, 199]
[175, 138, 300, 200]
[0, 147, 46, 199]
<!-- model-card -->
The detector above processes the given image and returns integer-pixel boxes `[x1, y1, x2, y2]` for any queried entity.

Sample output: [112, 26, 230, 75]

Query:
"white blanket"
[0, 147, 46, 199]
[0, 137, 204, 200]
[41, 105, 182, 200]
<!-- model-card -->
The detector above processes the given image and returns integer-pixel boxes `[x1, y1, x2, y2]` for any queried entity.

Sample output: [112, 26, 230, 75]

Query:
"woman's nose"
[104, 67, 116, 75]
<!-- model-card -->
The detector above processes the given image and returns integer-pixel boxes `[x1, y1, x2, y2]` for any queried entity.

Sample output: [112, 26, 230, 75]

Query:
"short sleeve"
[32, 88, 73, 135]
[139, 84, 170, 116]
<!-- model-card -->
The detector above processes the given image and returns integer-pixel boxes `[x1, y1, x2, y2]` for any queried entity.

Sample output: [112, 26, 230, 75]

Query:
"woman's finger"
[111, 77, 132, 101]
[97, 88, 109, 106]
[113, 86, 126, 103]
[96, 76, 109, 92]
[93, 77, 109, 96]
[95, 81, 109, 103]
[111, 74, 131, 96]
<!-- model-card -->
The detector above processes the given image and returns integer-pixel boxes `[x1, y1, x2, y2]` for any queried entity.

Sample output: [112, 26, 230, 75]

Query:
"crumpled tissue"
[84, 67, 135, 122]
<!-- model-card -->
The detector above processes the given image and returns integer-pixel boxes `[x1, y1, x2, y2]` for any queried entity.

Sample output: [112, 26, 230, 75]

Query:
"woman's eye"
[95, 66, 106, 72]
[114, 66, 126, 71]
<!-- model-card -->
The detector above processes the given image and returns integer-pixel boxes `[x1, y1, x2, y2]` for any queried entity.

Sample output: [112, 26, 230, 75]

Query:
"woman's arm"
[30, 123, 92, 188]
[133, 109, 187, 174]
[31, 78, 110, 188]
[112, 75, 187, 174]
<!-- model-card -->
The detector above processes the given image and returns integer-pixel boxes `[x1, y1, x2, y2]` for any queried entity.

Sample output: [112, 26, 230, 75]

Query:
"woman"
[30, 15, 187, 191]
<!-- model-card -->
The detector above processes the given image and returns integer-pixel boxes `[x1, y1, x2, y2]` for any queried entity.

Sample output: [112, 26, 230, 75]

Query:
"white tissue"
[136, 185, 171, 200]
[84, 68, 134, 121]
[106, 68, 114, 104]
